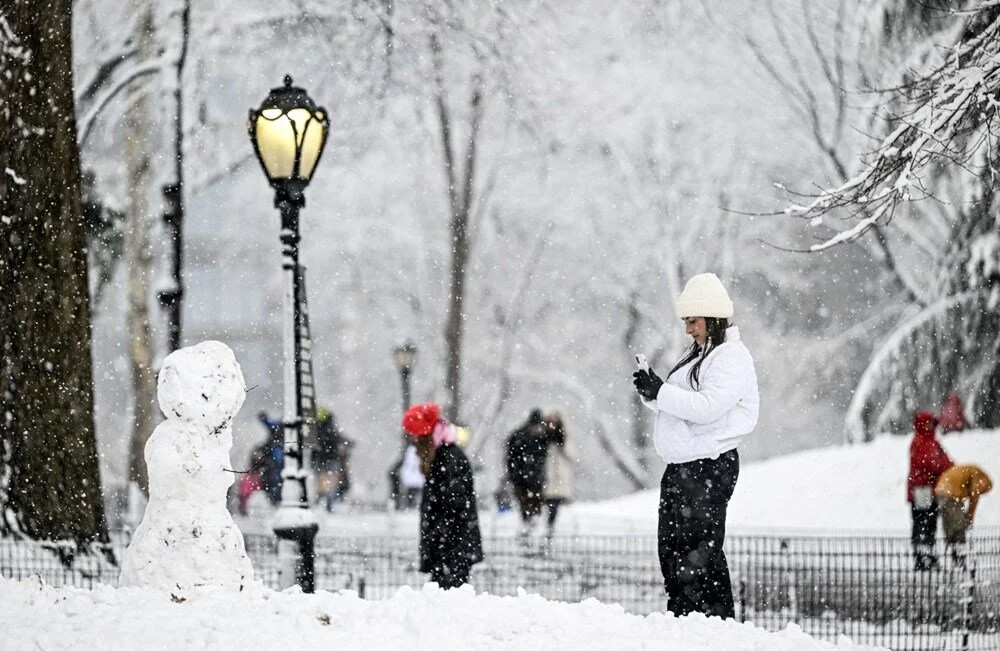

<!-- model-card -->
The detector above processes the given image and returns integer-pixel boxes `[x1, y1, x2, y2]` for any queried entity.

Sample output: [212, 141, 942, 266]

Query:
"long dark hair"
[666, 318, 730, 389]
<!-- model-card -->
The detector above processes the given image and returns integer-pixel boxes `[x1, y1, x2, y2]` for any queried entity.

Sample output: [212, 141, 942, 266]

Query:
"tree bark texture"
[0, 0, 109, 542]
[433, 33, 483, 424]
[124, 6, 157, 497]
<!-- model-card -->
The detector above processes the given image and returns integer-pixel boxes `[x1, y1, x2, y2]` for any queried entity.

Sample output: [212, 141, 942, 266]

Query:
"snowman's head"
[158, 341, 247, 427]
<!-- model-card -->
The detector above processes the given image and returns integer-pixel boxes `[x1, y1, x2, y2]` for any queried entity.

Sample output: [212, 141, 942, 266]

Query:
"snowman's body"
[120, 341, 255, 591]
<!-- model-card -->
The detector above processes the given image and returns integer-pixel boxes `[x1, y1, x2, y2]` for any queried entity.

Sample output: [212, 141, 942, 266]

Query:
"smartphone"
[635, 354, 649, 372]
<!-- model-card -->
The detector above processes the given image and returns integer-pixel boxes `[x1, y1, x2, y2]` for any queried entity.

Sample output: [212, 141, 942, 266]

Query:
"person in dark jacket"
[403, 402, 483, 589]
[907, 411, 953, 570]
[312, 408, 349, 512]
[505, 409, 549, 538]
[257, 411, 284, 505]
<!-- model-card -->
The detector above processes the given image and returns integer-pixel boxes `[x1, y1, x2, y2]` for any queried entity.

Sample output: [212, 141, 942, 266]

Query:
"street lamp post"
[393, 341, 417, 412]
[248, 75, 329, 593]
[390, 342, 417, 509]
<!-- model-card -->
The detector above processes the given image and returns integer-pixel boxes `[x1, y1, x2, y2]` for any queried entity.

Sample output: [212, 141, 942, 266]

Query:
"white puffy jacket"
[645, 326, 759, 464]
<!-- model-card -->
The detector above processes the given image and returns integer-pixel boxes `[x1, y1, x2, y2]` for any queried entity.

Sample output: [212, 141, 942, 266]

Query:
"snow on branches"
[774, 2, 1000, 441]
[787, 7, 1000, 252]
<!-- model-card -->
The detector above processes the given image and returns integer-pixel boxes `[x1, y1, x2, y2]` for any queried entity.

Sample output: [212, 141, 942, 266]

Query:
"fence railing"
[728, 533, 999, 651]
[3, 530, 999, 651]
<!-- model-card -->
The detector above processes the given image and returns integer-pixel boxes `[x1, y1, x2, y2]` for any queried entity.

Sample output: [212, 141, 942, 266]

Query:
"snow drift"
[0, 578, 882, 651]
[572, 429, 1000, 533]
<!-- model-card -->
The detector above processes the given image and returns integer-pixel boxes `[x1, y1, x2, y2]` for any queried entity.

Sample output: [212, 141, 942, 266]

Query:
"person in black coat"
[256, 411, 284, 505]
[312, 408, 351, 511]
[505, 408, 549, 536]
[403, 402, 483, 589]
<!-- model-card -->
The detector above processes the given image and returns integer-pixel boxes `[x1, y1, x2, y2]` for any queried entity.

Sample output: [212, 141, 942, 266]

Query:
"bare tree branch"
[77, 56, 169, 149]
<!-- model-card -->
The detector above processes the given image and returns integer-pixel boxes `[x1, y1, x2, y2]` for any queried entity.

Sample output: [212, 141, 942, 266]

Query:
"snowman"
[120, 341, 255, 592]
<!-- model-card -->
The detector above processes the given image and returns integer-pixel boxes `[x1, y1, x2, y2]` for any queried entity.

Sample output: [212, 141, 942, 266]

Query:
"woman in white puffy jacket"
[632, 272, 759, 620]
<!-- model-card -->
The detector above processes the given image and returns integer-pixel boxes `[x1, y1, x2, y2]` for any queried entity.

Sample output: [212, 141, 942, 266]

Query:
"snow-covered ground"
[6, 431, 993, 650]
[0, 578, 883, 651]
[576, 429, 1000, 534]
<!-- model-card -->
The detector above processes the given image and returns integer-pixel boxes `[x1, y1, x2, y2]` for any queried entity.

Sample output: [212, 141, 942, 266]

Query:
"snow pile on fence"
[0, 578, 881, 651]
[573, 429, 1000, 532]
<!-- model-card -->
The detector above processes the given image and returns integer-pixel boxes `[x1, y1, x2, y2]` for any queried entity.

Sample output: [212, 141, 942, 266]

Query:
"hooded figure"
[403, 403, 484, 589]
[938, 393, 967, 432]
[505, 408, 549, 537]
[907, 411, 952, 570]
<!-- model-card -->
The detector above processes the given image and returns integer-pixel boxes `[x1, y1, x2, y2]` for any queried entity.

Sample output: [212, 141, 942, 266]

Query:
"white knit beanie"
[675, 273, 734, 318]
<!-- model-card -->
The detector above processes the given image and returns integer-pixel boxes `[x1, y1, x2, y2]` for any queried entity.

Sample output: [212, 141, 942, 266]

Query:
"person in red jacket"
[938, 392, 967, 432]
[907, 411, 953, 570]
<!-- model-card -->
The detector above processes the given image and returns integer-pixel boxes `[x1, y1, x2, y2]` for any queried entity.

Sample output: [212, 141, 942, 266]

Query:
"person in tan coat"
[542, 412, 573, 540]
[935, 464, 993, 562]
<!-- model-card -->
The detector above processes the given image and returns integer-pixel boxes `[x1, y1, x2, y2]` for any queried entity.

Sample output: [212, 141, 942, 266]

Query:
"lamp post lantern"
[248, 74, 329, 592]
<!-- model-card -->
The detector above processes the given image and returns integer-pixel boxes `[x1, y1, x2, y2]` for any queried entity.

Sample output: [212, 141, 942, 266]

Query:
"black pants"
[546, 498, 565, 527]
[512, 484, 543, 524]
[658, 449, 738, 619]
[910, 503, 939, 570]
[430, 565, 470, 589]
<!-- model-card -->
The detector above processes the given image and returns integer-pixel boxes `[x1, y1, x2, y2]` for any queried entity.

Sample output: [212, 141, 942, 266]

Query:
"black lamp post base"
[274, 521, 319, 593]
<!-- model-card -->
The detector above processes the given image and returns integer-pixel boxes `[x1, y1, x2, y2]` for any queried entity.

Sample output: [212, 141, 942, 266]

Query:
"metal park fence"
[3, 529, 999, 650]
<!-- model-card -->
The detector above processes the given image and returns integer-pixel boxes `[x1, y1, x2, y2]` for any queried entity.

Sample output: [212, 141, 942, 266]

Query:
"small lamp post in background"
[393, 341, 417, 411]
[248, 74, 329, 593]
[389, 341, 417, 509]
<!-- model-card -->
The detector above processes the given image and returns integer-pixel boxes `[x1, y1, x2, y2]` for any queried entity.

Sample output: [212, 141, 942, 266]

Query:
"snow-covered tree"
[782, 1, 1000, 439]
[73, 0, 192, 502]
[122, 4, 158, 498]
[0, 1, 108, 542]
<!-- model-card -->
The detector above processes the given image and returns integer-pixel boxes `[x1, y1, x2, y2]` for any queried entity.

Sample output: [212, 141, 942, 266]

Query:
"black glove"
[632, 368, 663, 401]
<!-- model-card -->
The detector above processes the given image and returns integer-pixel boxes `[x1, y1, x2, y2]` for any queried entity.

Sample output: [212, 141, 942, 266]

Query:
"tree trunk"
[124, 7, 158, 498]
[0, 0, 109, 543]
[433, 33, 483, 423]
[442, 206, 470, 423]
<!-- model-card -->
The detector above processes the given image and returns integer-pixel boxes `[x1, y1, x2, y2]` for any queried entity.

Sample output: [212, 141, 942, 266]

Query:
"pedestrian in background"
[542, 411, 573, 540]
[906, 411, 952, 570]
[505, 409, 549, 540]
[399, 443, 425, 509]
[935, 464, 993, 565]
[633, 272, 759, 620]
[237, 445, 266, 516]
[938, 392, 967, 433]
[312, 408, 347, 512]
[256, 411, 284, 505]
[403, 402, 483, 589]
